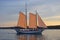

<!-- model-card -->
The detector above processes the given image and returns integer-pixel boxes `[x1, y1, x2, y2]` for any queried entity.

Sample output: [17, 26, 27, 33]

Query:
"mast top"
[25, 1, 27, 15]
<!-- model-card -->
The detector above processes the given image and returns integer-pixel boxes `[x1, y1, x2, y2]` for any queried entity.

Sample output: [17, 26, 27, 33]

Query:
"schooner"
[15, 1, 47, 34]
[15, 11, 47, 34]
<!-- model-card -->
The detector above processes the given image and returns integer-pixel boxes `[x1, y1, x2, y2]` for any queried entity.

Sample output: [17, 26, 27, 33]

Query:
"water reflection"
[17, 34, 45, 40]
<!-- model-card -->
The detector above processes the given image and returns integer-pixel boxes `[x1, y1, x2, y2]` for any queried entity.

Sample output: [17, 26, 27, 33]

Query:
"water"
[0, 29, 60, 40]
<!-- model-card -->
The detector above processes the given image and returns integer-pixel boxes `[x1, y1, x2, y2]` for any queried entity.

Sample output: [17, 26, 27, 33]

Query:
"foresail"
[29, 13, 37, 28]
[17, 12, 27, 28]
[38, 15, 47, 28]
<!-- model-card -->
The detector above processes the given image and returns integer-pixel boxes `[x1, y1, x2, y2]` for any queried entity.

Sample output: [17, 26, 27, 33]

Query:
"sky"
[0, 0, 60, 27]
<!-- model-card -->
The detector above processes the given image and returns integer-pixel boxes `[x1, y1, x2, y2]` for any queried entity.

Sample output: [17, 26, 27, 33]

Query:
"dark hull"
[15, 28, 44, 34]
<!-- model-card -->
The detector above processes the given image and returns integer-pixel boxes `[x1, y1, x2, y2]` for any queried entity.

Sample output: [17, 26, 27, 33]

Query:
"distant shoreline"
[0, 25, 60, 29]
[47, 25, 60, 29]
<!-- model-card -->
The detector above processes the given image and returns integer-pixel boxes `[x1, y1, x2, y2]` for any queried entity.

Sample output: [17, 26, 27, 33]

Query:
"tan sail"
[29, 13, 37, 28]
[17, 12, 27, 28]
[38, 14, 47, 28]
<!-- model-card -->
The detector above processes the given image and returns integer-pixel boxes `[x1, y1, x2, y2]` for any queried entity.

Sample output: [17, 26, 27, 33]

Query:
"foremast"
[25, 2, 27, 28]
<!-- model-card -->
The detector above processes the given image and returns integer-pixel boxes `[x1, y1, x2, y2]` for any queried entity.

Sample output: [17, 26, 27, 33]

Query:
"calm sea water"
[0, 29, 60, 40]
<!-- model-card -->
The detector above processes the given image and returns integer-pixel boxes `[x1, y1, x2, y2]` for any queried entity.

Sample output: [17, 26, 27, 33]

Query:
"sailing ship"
[15, 11, 47, 34]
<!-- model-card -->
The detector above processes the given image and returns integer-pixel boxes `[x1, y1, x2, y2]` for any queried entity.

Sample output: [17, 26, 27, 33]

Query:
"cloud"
[45, 21, 60, 26]
[43, 16, 60, 26]
[43, 16, 60, 21]
[0, 13, 18, 23]
[0, 21, 17, 27]
[0, 0, 60, 26]
[28, 3, 60, 18]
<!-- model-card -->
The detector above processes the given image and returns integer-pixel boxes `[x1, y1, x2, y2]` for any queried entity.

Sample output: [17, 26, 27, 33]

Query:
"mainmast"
[25, 1, 27, 28]
[36, 10, 38, 27]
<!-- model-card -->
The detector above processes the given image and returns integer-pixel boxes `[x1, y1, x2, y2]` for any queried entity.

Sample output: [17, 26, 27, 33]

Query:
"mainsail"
[38, 14, 47, 28]
[29, 13, 37, 28]
[17, 12, 27, 28]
